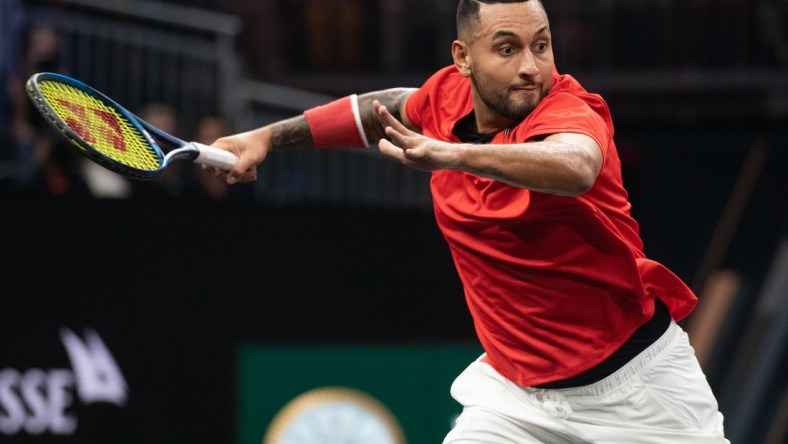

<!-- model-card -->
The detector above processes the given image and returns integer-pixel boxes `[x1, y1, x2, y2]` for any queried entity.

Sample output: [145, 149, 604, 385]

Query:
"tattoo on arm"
[268, 88, 415, 149]
[269, 115, 313, 149]
[358, 88, 417, 143]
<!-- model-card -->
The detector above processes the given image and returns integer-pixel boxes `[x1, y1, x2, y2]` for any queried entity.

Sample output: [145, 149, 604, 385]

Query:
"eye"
[534, 42, 549, 52]
[498, 45, 516, 56]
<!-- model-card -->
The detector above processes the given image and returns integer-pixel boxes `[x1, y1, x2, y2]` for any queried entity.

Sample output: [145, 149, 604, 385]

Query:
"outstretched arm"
[374, 101, 603, 196]
[268, 88, 417, 147]
[209, 88, 416, 184]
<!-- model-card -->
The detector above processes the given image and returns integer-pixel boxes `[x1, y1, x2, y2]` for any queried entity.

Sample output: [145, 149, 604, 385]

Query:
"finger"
[227, 166, 246, 184]
[377, 104, 411, 134]
[240, 167, 258, 183]
[384, 125, 412, 149]
[227, 152, 261, 184]
[372, 100, 388, 129]
[203, 165, 231, 181]
[378, 139, 407, 162]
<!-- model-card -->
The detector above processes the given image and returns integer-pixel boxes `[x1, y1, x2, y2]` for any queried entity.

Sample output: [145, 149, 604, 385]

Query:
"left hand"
[373, 100, 463, 172]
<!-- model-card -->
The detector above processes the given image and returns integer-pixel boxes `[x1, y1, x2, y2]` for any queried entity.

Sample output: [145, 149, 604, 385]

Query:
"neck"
[470, 91, 517, 134]
[474, 112, 516, 135]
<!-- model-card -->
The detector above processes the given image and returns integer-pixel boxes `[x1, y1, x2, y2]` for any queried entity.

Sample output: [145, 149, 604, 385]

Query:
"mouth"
[512, 84, 540, 91]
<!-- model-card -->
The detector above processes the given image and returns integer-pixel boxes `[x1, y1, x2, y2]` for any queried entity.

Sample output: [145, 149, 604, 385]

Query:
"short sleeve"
[513, 76, 614, 158]
[405, 86, 426, 130]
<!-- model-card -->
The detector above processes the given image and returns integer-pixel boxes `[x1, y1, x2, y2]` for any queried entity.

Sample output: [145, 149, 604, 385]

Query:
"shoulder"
[411, 66, 470, 104]
[545, 73, 611, 120]
[406, 66, 473, 131]
[510, 72, 614, 149]
[423, 65, 467, 89]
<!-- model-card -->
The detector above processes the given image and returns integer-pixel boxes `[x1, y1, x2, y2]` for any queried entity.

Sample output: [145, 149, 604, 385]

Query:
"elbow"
[574, 166, 598, 195]
[559, 176, 594, 197]
[559, 155, 599, 196]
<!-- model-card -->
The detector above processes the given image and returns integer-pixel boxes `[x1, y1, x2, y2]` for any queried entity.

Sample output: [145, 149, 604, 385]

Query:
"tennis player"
[211, 0, 729, 442]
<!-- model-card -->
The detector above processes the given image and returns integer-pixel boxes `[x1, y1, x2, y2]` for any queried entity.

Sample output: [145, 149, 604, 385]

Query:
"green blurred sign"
[238, 344, 482, 444]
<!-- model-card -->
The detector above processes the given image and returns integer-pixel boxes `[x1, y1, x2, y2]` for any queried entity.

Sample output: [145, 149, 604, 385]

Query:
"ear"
[452, 40, 471, 77]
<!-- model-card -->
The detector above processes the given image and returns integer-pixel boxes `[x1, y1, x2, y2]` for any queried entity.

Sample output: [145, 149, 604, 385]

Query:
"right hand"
[207, 127, 272, 184]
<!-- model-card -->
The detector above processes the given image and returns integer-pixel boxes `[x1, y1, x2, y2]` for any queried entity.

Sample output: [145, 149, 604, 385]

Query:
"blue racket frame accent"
[132, 118, 203, 166]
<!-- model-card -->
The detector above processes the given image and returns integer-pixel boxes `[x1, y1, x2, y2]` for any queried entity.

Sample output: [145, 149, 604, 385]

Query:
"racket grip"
[191, 142, 239, 171]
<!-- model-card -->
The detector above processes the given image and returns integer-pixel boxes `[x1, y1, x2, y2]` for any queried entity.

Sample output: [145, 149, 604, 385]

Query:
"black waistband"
[535, 298, 671, 389]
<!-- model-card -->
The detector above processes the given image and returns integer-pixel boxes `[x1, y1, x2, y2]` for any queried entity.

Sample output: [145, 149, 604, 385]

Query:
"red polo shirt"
[405, 66, 697, 387]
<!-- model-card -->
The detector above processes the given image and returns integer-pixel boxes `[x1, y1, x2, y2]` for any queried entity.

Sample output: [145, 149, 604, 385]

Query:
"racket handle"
[191, 142, 239, 171]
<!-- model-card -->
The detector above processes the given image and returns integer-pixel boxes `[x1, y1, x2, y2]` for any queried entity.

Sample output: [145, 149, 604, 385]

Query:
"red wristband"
[304, 94, 369, 149]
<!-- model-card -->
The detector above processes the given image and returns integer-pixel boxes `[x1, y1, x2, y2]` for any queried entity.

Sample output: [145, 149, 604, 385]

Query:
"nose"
[518, 50, 539, 78]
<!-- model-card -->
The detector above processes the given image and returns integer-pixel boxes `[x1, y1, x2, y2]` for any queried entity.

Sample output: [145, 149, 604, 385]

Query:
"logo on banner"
[0, 328, 127, 436]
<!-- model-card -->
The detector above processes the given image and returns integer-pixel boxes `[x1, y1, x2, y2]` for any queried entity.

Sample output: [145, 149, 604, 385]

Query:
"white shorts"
[444, 322, 729, 444]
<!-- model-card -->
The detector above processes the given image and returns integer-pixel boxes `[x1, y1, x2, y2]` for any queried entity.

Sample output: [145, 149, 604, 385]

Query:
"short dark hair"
[456, 0, 539, 40]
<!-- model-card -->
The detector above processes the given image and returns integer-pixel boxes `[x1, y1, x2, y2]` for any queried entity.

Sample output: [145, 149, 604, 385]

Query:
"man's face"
[458, 1, 554, 132]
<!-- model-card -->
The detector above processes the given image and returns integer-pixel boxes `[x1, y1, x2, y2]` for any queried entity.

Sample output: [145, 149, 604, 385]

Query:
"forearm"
[374, 101, 603, 196]
[457, 140, 600, 196]
[266, 88, 417, 150]
[267, 115, 312, 150]
[357, 88, 417, 142]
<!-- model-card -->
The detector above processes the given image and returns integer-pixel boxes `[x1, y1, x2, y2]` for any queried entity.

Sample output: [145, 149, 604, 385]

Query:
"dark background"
[2, 0, 787, 443]
[1, 198, 469, 443]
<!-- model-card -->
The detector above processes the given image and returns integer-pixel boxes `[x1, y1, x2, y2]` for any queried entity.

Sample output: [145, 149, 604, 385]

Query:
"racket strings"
[38, 80, 162, 171]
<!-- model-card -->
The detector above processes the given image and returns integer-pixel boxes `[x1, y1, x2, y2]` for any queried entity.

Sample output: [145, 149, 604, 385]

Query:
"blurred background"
[1, 0, 786, 443]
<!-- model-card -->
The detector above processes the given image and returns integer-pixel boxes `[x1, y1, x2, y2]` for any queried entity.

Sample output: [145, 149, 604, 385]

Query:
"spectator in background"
[80, 150, 134, 199]
[134, 106, 246, 202]
[133, 102, 186, 200]
[7, 25, 90, 198]
[0, 0, 26, 191]
[218, 0, 287, 79]
[1, 0, 25, 132]
[300, 0, 365, 71]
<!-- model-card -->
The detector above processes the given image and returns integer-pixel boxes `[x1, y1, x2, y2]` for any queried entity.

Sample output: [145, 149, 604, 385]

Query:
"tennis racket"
[26, 72, 238, 180]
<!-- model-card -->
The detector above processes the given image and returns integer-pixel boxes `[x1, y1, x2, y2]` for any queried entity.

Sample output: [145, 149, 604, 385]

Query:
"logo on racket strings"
[55, 99, 129, 152]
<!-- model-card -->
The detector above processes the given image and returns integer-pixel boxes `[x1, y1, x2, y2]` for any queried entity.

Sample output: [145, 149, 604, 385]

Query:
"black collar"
[452, 111, 496, 144]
